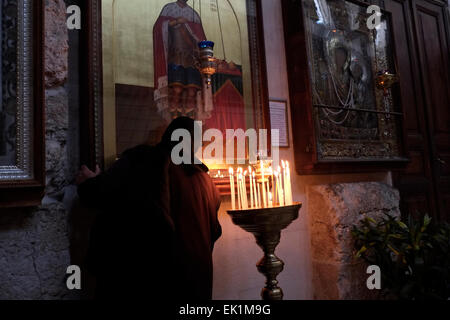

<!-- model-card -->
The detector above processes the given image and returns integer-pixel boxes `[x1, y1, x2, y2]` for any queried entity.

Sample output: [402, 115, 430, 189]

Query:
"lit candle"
[243, 171, 248, 209]
[229, 168, 235, 210]
[285, 161, 293, 205]
[277, 166, 285, 206]
[274, 170, 279, 205]
[270, 167, 275, 205]
[260, 161, 267, 208]
[248, 167, 254, 208]
[268, 191, 273, 207]
[282, 161, 287, 205]
[238, 168, 246, 209]
[252, 171, 258, 208]
[257, 182, 261, 209]
[236, 170, 241, 210]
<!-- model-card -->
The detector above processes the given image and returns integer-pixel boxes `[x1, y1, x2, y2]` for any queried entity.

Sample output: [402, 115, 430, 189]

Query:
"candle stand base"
[227, 203, 302, 300]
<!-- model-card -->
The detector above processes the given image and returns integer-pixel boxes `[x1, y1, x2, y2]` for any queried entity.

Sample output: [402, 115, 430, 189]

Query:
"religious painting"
[0, 0, 40, 176]
[301, 0, 404, 161]
[0, 0, 17, 167]
[0, 0, 45, 207]
[99, 0, 269, 167]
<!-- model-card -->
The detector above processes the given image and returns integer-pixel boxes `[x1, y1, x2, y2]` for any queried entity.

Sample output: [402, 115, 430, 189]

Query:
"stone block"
[45, 0, 68, 88]
[307, 182, 400, 300]
[45, 87, 69, 197]
[0, 203, 72, 299]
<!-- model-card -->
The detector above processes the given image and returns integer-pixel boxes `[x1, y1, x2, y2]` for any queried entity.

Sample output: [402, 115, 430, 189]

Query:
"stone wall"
[0, 0, 75, 299]
[307, 182, 401, 300]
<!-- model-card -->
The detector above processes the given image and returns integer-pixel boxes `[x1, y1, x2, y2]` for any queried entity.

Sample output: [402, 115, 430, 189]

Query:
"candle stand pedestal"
[227, 203, 302, 300]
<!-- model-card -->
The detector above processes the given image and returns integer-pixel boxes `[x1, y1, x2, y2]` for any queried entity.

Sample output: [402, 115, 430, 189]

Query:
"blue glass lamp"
[198, 41, 217, 88]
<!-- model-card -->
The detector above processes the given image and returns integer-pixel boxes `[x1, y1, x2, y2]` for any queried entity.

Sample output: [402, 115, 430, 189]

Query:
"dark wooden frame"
[80, 0, 104, 170]
[80, 0, 271, 172]
[0, 0, 45, 208]
[282, 0, 409, 175]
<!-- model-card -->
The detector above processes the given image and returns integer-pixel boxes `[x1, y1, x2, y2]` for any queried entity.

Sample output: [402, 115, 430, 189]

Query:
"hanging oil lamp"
[376, 70, 399, 96]
[198, 40, 218, 88]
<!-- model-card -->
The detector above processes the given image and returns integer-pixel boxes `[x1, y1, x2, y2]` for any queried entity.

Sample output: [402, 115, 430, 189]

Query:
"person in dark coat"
[76, 117, 222, 300]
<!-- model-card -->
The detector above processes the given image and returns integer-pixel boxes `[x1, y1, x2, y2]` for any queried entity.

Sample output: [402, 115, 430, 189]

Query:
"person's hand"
[75, 165, 101, 185]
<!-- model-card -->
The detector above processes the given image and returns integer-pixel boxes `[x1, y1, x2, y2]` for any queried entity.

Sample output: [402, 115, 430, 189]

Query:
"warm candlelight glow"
[228, 158, 293, 210]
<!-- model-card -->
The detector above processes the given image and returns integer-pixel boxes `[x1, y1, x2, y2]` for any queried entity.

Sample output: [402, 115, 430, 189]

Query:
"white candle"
[238, 168, 246, 209]
[260, 161, 267, 208]
[270, 167, 275, 205]
[282, 161, 288, 205]
[248, 167, 254, 208]
[277, 167, 285, 206]
[257, 183, 261, 209]
[229, 168, 235, 210]
[285, 161, 293, 205]
[236, 171, 241, 210]
[274, 170, 279, 205]
[268, 191, 273, 207]
[242, 171, 248, 209]
[252, 171, 258, 208]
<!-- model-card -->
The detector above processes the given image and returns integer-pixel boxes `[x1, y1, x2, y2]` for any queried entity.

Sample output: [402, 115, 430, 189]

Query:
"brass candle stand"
[227, 202, 302, 300]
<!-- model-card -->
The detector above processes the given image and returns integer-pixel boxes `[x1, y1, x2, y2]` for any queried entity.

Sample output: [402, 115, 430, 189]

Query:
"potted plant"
[352, 214, 450, 299]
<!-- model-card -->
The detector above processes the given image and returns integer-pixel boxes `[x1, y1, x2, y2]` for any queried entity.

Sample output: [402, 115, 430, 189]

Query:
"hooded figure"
[77, 117, 222, 300]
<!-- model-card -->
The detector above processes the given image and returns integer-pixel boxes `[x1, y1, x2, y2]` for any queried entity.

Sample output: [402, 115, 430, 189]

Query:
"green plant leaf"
[387, 244, 400, 256]
[356, 246, 367, 258]
[366, 217, 377, 224]
[397, 221, 408, 230]
[424, 215, 432, 227]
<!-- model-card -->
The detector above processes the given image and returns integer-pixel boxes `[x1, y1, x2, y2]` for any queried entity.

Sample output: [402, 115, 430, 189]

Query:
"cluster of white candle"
[229, 160, 293, 210]
[213, 170, 225, 178]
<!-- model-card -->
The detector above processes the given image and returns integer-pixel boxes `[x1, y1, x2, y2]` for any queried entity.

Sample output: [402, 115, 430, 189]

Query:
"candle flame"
[229, 167, 233, 175]
[252, 171, 255, 178]
[281, 160, 285, 168]
[244, 170, 247, 176]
